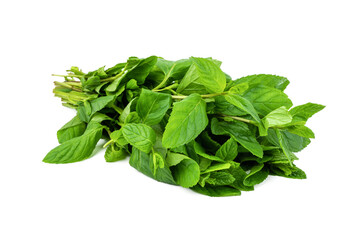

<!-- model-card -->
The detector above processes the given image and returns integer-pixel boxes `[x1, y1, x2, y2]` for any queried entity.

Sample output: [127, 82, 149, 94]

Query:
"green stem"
[171, 91, 228, 99]
[152, 64, 177, 91]
[169, 89, 178, 95]
[153, 83, 179, 92]
[103, 139, 113, 148]
[100, 63, 128, 82]
[220, 114, 257, 125]
[52, 74, 83, 78]
[112, 104, 123, 115]
[62, 103, 77, 109]
[66, 82, 82, 87]
[53, 63, 127, 84]
[54, 81, 82, 92]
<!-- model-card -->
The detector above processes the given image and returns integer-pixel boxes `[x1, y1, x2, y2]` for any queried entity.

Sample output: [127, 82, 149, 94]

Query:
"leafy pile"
[44, 56, 324, 197]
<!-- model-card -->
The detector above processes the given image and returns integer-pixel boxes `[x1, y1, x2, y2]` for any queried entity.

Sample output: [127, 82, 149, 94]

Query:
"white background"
[1, 0, 359, 239]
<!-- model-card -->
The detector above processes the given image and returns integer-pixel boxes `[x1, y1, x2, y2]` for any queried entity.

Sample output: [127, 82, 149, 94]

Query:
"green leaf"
[185, 141, 200, 161]
[136, 89, 172, 125]
[151, 124, 168, 158]
[199, 157, 212, 172]
[211, 118, 263, 158]
[167, 59, 192, 80]
[86, 66, 107, 78]
[105, 145, 128, 162]
[214, 95, 247, 116]
[110, 129, 128, 146]
[57, 115, 86, 144]
[151, 152, 165, 175]
[124, 112, 141, 124]
[105, 62, 126, 76]
[196, 131, 221, 154]
[150, 58, 192, 86]
[177, 57, 226, 94]
[78, 95, 116, 122]
[106, 56, 157, 92]
[201, 162, 232, 174]
[126, 56, 158, 85]
[267, 129, 311, 153]
[252, 150, 298, 164]
[156, 58, 175, 76]
[243, 85, 293, 116]
[122, 123, 156, 153]
[206, 171, 236, 186]
[130, 148, 176, 185]
[105, 73, 127, 92]
[166, 152, 192, 166]
[276, 129, 296, 165]
[90, 112, 113, 123]
[43, 122, 104, 164]
[119, 98, 137, 123]
[233, 74, 290, 91]
[166, 152, 200, 188]
[82, 76, 101, 91]
[172, 160, 200, 188]
[105, 57, 141, 92]
[215, 138, 238, 161]
[289, 103, 325, 123]
[225, 93, 261, 123]
[67, 66, 85, 76]
[94, 82, 108, 93]
[266, 129, 310, 165]
[194, 142, 225, 162]
[191, 185, 241, 197]
[163, 94, 208, 148]
[228, 83, 249, 95]
[227, 166, 254, 191]
[126, 79, 138, 90]
[199, 173, 210, 187]
[270, 163, 307, 179]
[263, 106, 292, 130]
[286, 125, 315, 138]
[243, 163, 269, 186]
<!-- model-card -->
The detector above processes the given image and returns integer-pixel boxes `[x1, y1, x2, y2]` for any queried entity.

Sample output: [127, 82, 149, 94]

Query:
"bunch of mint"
[44, 56, 324, 197]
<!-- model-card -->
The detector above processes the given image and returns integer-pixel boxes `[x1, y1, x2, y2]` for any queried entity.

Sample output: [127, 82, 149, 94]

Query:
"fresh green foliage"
[136, 89, 172, 125]
[45, 56, 325, 197]
[162, 94, 208, 148]
[57, 115, 86, 144]
[122, 123, 156, 153]
[44, 122, 104, 163]
[177, 57, 226, 94]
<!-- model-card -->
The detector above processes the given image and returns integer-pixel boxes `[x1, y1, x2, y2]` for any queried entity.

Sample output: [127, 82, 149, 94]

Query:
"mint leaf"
[263, 106, 292, 131]
[122, 123, 156, 153]
[57, 115, 86, 144]
[289, 102, 325, 124]
[233, 74, 290, 91]
[177, 57, 226, 94]
[211, 118, 263, 158]
[130, 148, 176, 185]
[215, 138, 238, 161]
[163, 94, 208, 148]
[136, 89, 172, 125]
[43, 122, 103, 163]
[243, 163, 269, 187]
[166, 152, 200, 188]
[243, 85, 293, 116]
[191, 185, 241, 197]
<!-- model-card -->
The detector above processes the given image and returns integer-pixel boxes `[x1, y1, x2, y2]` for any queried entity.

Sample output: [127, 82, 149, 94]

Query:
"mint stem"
[152, 64, 177, 91]
[220, 114, 257, 125]
[171, 92, 228, 99]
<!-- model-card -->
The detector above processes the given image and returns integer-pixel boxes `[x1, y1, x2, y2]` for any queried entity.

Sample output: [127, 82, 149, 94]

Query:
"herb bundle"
[44, 56, 324, 197]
